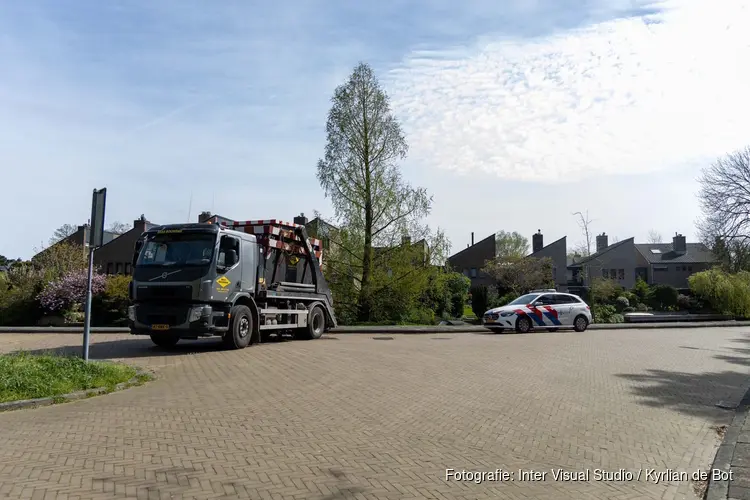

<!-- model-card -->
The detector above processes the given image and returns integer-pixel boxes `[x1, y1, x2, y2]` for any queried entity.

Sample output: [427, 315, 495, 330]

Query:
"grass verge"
[0, 351, 138, 403]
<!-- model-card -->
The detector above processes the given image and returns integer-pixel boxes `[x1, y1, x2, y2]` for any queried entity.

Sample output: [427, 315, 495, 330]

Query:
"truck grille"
[136, 309, 188, 326]
[136, 285, 193, 301]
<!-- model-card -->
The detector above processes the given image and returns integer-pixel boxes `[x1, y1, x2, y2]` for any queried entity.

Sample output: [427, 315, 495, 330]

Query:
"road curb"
[705, 386, 750, 500]
[0, 369, 153, 413]
[1, 321, 750, 335]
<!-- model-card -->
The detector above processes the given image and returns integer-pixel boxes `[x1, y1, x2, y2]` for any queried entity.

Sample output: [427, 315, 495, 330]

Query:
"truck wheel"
[224, 305, 253, 349]
[150, 334, 179, 348]
[301, 306, 325, 340]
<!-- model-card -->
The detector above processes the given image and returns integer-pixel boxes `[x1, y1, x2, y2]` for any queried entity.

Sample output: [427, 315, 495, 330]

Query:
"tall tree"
[698, 146, 750, 244]
[49, 224, 78, 245]
[317, 62, 432, 320]
[572, 211, 593, 256]
[494, 231, 529, 262]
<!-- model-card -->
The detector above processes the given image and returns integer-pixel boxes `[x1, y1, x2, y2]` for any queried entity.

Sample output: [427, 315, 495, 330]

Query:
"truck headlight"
[127, 306, 136, 321]
[189, 306, 212, 322]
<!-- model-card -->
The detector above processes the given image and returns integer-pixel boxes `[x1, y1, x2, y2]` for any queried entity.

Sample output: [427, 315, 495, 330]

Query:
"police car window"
[564, 294, 582, 303]
[534, 294, 554, 305]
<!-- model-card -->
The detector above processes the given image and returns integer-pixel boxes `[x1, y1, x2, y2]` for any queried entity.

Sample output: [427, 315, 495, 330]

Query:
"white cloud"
[386, 0, 750, 182]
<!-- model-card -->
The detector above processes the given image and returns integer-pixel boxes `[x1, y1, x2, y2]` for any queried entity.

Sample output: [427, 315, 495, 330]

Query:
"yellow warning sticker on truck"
[216, 276, 231, 288]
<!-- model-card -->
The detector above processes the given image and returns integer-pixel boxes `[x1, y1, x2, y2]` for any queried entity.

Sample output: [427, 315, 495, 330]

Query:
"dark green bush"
[470, 285, 489, 318]
[623, 306, 635, 313]
[676, 294, 691, 310]
[647, 284, 679, 311]
[635, 302, 650, 312]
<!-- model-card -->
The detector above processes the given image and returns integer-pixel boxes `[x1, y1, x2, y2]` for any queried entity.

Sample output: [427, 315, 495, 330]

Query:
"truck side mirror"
[132, 240, 143, 267]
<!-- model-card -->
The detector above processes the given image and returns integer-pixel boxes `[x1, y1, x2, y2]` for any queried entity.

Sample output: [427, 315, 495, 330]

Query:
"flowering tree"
[37, 270, 107, 313]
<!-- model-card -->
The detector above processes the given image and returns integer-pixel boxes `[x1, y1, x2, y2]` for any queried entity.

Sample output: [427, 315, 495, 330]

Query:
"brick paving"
[1, 327, 750, 499]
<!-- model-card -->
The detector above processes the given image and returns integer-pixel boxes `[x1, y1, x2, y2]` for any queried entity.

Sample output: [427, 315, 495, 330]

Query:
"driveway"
[1, 327, 750, 499]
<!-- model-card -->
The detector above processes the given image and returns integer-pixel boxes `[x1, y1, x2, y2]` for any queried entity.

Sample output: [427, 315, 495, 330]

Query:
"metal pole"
[82, 245, 95, 361]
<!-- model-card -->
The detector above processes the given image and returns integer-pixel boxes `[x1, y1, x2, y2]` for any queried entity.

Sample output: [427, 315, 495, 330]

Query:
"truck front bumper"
[128, 303, 227, 338]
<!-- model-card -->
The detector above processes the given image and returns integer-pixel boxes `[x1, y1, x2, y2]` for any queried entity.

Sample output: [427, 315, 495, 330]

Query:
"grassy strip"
[0, 351, 138, 403]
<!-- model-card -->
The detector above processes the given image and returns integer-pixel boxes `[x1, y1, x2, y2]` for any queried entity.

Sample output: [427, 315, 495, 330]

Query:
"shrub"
[444, 272, 470, 318]
[623, 306, 635, 313]
[592, 304, 618, 323]
[621, 291, 638, 306]
[92, 274, 132, 326]
[37, 270, 107, 314]
[635, 302, 650, 312]
[614, 296, 630, 311]
[676, 294, 691, 310]
[689, 269, 750, 317]
[646, 284, 679, 311]
[470, 286, 489, 318]
[403, 307, 435, 325]
[633, 277, 650, 302]
[590, 277, 622, 304]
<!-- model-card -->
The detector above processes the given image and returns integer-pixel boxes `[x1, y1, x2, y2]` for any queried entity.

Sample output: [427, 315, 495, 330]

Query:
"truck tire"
[224, 305, 253, 349]
[300, 305, 325, 340]
[150, 333, 179, 348]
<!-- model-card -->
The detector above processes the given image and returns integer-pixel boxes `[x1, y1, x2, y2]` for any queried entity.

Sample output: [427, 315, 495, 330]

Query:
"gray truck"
[127, 218, 337, 349]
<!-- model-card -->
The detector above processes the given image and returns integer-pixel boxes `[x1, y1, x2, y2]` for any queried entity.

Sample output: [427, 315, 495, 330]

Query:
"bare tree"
[646, 230, 663, 244]
[49, 224, 78, 245]
[317, 62, 432, 321]
[107, 221, 130, 235]
[572, 211, 593, 256]
[697, 146, 750, 244]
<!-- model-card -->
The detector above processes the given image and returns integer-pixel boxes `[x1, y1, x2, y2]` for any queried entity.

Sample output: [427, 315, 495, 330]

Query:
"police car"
[482, 289, 592, 333]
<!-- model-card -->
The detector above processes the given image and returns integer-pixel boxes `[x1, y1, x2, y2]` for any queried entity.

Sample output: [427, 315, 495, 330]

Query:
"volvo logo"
[149, 270, 182, 281]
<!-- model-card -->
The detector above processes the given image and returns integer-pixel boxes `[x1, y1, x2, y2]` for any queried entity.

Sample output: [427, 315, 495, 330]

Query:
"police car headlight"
[500, 311, 515, 317]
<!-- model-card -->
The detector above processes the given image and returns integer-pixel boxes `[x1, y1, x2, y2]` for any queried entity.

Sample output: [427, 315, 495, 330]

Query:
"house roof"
[528, 236, 566, 257]
[94, 220, 157, 252]
[635, 243, 716, 264]
[568, 237, 635, 267]
[447, 234, 495, 261]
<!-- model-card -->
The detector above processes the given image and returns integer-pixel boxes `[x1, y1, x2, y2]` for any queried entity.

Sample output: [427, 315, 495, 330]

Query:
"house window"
[463, 269, 469, 277]
[106, 263, 113, 274]
[602, 268, 608, 277]
[552, 266, 557, 277]
[688, 266, 693, 272]
[618, 269, 624, 280]
[610, 269, 616, 279]
[116, 263, 123, 274]
[470, 268, 477, 278]
[125, 263, 131, 274]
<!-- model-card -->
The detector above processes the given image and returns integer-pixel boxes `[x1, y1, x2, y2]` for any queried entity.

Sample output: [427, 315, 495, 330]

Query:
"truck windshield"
[136, 233, 216, 267]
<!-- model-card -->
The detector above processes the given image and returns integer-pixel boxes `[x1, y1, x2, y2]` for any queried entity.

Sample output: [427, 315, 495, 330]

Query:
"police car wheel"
[574, 315, 589, 332]
[515, 316, 532, 333]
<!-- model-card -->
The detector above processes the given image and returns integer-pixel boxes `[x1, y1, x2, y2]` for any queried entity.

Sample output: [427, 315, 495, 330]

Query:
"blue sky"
[2, 0, 749, 259]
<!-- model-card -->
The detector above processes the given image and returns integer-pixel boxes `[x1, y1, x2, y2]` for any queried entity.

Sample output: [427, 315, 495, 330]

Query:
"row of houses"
[31, 211, 715, 295]
[446, 230, 716, 292]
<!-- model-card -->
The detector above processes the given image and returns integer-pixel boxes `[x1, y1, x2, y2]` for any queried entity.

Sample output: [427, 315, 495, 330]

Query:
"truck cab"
[128, 220, 336, 349]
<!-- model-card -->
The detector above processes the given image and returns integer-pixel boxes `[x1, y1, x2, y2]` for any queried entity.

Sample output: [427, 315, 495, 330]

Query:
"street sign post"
[82, 188, 106, 361]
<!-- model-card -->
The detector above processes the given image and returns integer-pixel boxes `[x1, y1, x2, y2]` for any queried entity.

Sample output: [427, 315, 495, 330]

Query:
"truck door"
[215, 235, 243, 298]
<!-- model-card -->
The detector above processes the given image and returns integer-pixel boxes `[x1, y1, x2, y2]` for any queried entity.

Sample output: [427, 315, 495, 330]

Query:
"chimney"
[133, 216, 149, 233]
[532, 229, 543, 253]
[402, 235, 411, 245]
[198, 211, 213, 223]
[293, 212, 308, 226]
[471, 232, 474, 246]
[672, 232, 686, 254]
[596, 232, 608, 252]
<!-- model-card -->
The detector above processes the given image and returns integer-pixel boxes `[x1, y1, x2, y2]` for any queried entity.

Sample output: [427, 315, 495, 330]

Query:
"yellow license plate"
[151, 324, 170, 331]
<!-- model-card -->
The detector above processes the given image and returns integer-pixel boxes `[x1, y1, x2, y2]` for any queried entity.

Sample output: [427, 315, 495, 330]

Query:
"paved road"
[1, 328, 750, 499]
